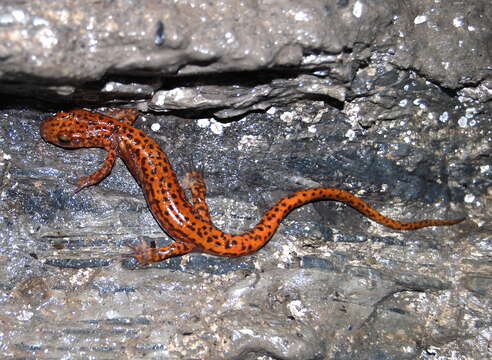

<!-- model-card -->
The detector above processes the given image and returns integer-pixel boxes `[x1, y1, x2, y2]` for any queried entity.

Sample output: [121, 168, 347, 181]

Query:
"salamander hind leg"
[183, 168, 212, 223]
[75, 148, 117, 193]
[128, 240, 195, 265]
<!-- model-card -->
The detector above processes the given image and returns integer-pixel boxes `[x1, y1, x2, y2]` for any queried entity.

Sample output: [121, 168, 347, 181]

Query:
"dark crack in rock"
[0, 0, 490, 113]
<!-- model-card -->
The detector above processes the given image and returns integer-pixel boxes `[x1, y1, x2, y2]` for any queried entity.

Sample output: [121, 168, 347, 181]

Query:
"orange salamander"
[40, 109, 464, 264]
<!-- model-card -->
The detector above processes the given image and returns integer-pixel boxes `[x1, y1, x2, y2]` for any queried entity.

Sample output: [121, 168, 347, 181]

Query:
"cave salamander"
[40, 109, 464, 264]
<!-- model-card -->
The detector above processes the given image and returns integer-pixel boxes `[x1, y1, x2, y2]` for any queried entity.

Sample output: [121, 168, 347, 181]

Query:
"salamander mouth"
[40, 120, 56, 142]
[39, 122, 50, 142]
[40, 122, 70, 146]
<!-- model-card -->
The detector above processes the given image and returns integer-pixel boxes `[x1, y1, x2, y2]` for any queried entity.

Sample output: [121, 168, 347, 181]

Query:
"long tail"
[212, 188, 464, 257]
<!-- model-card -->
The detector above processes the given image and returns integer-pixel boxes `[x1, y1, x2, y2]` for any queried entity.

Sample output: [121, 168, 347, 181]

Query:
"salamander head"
[40, 109, 113, 148]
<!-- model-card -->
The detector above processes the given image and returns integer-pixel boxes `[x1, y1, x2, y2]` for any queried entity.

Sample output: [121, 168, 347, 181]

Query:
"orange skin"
[40, 109, 464, 264]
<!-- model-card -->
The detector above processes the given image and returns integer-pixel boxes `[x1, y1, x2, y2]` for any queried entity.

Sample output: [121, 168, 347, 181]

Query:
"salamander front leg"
[128, 240, 195, 265]
[104, 108, 139, 125]
[75, 148, 117, 193]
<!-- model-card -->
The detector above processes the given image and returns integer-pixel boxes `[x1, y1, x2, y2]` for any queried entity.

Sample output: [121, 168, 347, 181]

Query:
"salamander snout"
[40, 111, 93, 148]
[40, 112, 73, 147]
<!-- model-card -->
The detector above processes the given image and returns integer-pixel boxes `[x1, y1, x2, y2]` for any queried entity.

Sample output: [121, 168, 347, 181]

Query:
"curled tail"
[214, 188, 464, 257]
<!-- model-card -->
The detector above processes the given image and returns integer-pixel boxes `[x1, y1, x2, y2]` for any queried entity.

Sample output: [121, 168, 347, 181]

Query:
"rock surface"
[0, 0, 490, 359]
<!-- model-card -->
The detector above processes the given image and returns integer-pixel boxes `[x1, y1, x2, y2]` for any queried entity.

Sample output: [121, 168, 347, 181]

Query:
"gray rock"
[1, 0, 489, 110]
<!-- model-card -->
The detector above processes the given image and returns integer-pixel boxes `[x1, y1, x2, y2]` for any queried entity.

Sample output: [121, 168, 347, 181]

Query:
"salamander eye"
[58, 134, 71, 143]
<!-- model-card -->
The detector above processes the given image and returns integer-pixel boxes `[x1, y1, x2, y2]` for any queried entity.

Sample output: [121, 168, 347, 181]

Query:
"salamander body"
[40, 109, 464, 264]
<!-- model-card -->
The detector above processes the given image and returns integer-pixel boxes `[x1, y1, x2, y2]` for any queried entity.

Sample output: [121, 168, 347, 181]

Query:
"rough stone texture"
[0, 0, 490, 109]
[0, 0, 491, 359]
